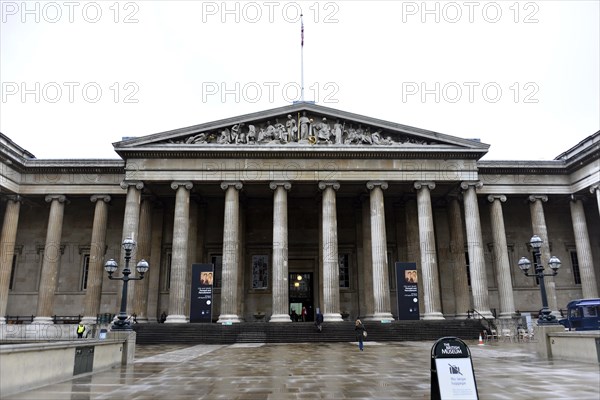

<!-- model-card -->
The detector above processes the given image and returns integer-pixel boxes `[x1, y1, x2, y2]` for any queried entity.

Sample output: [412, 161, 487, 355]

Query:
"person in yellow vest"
[77, 323, 85, 338]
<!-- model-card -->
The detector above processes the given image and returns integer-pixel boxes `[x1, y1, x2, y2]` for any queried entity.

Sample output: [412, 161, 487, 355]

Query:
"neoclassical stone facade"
[1, 103, 598, 324]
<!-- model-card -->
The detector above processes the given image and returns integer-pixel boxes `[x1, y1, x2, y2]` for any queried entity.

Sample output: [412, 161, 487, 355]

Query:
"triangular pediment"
[114, 103, 489, 159]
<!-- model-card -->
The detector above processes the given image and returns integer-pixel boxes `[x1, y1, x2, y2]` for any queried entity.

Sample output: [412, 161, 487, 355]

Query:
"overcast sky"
[1, 0, 598, 160]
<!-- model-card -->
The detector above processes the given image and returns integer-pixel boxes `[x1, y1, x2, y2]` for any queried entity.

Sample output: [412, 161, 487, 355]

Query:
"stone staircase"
[133, 319, 486, 345]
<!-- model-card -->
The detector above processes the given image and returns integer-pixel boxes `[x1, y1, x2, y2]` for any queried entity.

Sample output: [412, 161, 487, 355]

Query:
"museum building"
[0, 103, 599, 325]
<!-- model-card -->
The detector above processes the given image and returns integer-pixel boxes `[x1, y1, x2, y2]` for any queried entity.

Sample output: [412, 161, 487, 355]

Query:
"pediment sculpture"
[162, 112, 436, 146]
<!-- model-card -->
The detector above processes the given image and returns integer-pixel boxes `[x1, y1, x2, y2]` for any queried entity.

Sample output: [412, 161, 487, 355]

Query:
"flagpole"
[300, 13, 304, 103]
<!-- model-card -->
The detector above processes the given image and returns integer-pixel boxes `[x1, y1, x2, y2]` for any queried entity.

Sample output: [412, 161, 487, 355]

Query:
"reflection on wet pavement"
[4, 340, 599, 399]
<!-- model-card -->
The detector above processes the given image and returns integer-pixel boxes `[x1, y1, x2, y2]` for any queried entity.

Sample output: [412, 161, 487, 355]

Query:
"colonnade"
[1, 181, 598, 324]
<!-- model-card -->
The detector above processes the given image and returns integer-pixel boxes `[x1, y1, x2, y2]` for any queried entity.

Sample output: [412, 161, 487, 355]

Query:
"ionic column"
[361, 195, 374, 319]
[145, 204, 164, 322]
[184, 198, 199, 322]
[405, 197, 424, 317]
[132, 196, 154, 322]
[528, 195, 559, 316]
[319, 181, 343, 322]
[165, 182, 193, 323]
[591, 185, 600, 217]
[570, 196, 599, 298]
[33, 195, 67, 323]
[414, 182, 444, 320]
[80, 195, 111, 325]
[270, 182, 292, 323]
[367, 181, 393, 321]
[237, 201, 246, 322]
[461, 182, 493, 319]
[116, 181, 143, 315]
[487, 195, 516, 319]
[0, 195, 22, 324]
[447, 196, 470, 319]
[217, 182, 243, 323]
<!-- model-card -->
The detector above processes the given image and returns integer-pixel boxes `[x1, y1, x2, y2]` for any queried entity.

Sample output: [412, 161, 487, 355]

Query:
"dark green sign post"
[431, 337, 479, 400]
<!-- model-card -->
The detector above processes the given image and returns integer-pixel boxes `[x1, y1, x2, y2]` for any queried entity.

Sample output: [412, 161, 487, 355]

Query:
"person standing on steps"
[77, 323, 86, 338]
[355, 319, 366, 351]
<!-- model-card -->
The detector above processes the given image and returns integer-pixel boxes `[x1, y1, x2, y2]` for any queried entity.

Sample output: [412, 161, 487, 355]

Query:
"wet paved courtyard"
[4, 340, 599, 399]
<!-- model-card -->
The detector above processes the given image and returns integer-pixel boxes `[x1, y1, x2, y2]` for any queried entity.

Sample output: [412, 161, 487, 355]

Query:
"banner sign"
[395, 262, 419, 320]
[190, 263, 214, 323]
[431, 337, 479, 400]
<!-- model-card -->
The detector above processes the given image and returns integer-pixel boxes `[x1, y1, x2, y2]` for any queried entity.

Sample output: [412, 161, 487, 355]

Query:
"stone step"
[133, 320, 485, 345]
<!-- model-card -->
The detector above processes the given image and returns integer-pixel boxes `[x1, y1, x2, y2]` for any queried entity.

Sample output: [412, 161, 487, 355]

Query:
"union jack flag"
[301, 14, 304, 47]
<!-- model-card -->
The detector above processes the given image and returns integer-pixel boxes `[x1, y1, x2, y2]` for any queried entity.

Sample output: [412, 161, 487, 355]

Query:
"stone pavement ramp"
[3, 341, 599, 399]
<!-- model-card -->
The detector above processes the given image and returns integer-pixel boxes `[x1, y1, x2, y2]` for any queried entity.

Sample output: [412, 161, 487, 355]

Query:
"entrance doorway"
[289, 272, 314, 322]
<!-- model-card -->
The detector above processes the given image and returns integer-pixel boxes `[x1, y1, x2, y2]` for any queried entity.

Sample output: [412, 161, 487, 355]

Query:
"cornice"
[476, 160, 568, 175]
[5, 159, 125, 174]
[115, 147, 485, 160]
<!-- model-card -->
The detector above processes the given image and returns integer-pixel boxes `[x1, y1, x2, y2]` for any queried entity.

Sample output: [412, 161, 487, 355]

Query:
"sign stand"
[431, 336, 479, 400]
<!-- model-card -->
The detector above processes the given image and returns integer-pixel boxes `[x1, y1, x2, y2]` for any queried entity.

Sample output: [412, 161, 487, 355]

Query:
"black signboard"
[431, 337, 479, 400]
[395, 262, 419, 320]
[190, 263, 214, 323]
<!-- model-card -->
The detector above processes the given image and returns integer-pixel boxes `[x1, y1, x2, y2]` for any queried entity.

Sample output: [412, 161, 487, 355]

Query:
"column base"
[0, 317, 6, 325]
[423, 312, 445, 320]
[269, 314, 292, 323]
[372, 312, 394, 322]
[32, 316, 54, 324]
[217, 314, 242, 324]
[165, 315, 188, 323]
[79, 316, 97, 325]
[323, 313, 343, 322]
[498, 312, 516, 319]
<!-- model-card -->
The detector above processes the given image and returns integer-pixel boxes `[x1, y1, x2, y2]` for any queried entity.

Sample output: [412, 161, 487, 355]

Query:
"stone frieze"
[160, 112, 436, 146]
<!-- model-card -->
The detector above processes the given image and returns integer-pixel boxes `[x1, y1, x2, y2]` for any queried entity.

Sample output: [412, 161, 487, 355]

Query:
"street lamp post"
[517, 235, 561, 325]
[104, 238, 149, 330]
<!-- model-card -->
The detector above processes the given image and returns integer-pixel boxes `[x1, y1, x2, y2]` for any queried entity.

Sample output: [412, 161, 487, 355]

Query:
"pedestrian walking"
[315, 308, 324, 332]
[355, 319, 366, 351]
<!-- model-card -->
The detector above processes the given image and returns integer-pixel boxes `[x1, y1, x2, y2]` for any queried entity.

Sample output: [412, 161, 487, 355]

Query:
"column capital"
[269, 181, 292, 191]
[487, 194, 507, 203]
[414, 181, 435, 191]
[570, 194, 587, 203]
[120, 180, 144, 190]
[460, 181, 483, 191]
[45, 194, 67, 203]
[528, 194, 548, 203]
[220, 181, 243, 191]
[90, 194, 111, 203]
[318, 181, 340, 191]
[366, 181, 388, 190]
[2, 194, 23, 203]
[590, 184, 599, 194]
[171, 181, 193, 191]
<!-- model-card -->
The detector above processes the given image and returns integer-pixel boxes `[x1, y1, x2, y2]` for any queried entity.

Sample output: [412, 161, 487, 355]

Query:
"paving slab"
[3, 340, 599, 399]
